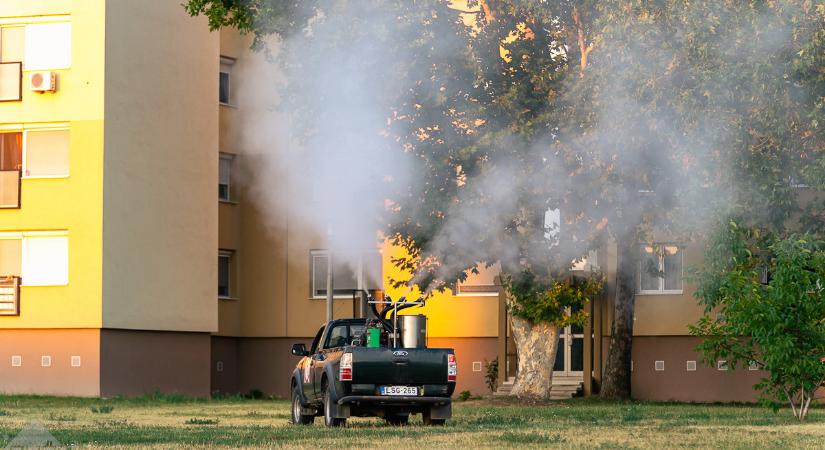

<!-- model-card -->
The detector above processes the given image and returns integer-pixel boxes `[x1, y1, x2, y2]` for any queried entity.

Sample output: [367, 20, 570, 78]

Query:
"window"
[24, 22, 71, 70]
[455, 262, 500, 296]
[571, 250, 599, 272]
[0, 239, 22, 277]
[323, 323, 365, 349]
[0, 127, 70, 178]
[0, 26, 24, 102]
[219, 153, 233, 201]
[638, 244, 683, 294]
[218, 250, 234, 298]
[24, 129, 69, 177]
[0, 26, 25, 63]
[311, 250, 382, 298]
[219, 56, 234, 105]
[0, 233, 70, 286]
[309, 326, 325, 355]
[0, 132, 22, 171]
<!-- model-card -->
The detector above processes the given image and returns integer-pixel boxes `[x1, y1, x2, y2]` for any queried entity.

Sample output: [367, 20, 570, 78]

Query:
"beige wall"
[101, 0, 218, 332]
[633, 242, 704, 335]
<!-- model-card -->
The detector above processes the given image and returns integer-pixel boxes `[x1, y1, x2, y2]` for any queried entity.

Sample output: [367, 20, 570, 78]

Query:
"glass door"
[554, 323, 584, 376]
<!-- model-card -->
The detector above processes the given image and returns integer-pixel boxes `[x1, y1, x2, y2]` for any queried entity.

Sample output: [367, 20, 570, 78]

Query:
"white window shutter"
[22, 236, 68, 286]
[24, 23, 72, 70]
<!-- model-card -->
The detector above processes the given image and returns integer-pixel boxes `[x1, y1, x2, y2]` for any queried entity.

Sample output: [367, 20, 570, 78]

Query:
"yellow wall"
[100, 0, 218, 332]
[0, 1, 106, 329]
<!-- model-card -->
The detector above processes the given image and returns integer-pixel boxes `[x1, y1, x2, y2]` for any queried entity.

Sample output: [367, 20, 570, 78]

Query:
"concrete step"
[494, 376, 583, 398]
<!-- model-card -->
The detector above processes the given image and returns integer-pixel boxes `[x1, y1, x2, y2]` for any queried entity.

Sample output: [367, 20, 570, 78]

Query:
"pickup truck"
[289, 318, 456, 426]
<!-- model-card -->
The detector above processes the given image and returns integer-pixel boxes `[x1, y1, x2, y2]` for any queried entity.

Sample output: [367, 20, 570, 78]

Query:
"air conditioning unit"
[30, 71, 57, 92]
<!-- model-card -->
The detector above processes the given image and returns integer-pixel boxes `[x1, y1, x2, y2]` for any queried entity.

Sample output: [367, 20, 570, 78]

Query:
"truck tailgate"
[350, 347, 450, 385]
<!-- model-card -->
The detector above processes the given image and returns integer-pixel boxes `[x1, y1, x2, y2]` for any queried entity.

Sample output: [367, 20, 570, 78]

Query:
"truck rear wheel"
[323, 384, 346, 427]
[291, 386, 314, 425]
[422, 409, 446, 426]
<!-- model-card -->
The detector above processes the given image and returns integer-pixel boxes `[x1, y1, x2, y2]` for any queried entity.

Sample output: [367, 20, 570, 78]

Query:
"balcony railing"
[0, 170, 20, 208]
[0, 62, 22, 102]
[0, 276, 21, 316]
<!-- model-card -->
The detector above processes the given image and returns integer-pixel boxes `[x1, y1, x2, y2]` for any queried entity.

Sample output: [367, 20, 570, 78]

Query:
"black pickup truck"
[289, 318, 456, 426]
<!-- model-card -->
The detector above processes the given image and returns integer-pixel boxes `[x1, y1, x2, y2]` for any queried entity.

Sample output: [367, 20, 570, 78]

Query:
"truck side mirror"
[291, 343, 309, 357]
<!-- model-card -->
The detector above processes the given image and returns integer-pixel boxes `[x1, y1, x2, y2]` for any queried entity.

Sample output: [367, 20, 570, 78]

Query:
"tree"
[185, 0, 606, 400]
[558, 0, 825, 399]
[691, 224, 825, 420]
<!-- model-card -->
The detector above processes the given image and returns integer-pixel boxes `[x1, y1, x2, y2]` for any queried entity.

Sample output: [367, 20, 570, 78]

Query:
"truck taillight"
[447, 353, 457, 382]
[340, 352, 353, 381]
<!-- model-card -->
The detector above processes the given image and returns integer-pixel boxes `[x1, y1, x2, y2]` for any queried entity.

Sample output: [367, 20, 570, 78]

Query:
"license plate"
[380, 386, 419, 396]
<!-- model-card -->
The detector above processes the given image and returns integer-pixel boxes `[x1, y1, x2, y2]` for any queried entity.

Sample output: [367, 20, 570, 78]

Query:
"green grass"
[0, 395, 822, 448]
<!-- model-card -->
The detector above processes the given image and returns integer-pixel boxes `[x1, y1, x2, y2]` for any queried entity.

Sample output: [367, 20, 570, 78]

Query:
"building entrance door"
[553, 322, 584, 377]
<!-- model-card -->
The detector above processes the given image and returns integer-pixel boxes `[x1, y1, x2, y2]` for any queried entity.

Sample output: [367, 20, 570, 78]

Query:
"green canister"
[366, 327, 381, 348]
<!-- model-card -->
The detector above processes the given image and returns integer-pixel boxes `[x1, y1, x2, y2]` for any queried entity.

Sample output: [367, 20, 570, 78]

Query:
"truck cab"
[289, 318, 456, 427]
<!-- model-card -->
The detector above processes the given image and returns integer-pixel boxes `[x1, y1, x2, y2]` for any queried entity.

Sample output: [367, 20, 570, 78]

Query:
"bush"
[484, 358, 499, 392]
[458, 390, 472, 402]
[691, 225, 825, 420]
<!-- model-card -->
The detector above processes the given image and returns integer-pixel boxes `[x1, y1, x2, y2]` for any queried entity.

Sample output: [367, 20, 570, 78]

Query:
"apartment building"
[0, 0, 217, 397]
[0, 1, 784, 403]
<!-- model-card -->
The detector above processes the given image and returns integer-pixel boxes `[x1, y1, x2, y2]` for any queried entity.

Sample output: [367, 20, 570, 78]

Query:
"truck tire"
[323, 384, 346, 427]
[291, 386, 314, 425]
[422, 409, 446, 426]
[384, 413, 409, 426]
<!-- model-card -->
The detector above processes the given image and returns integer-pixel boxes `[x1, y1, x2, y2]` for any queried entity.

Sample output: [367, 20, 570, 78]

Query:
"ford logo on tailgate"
[392, 350, 409, 357]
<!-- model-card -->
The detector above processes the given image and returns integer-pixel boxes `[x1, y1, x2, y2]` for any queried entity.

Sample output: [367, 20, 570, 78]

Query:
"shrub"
[484, 358, 499, 392]
[691, 225, 825, 421]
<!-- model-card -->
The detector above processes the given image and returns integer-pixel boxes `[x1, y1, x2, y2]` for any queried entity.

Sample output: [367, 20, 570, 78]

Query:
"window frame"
[218, 153, 234, 202]
[637, 243, 684, 295]
[0, 124, 70, 179]
[310, 249, 382, 299]
[218, 249, 236, 300]
[218, 56, 235, 106]
[454, 262, 501, 297]
[0, 230, 69, 287]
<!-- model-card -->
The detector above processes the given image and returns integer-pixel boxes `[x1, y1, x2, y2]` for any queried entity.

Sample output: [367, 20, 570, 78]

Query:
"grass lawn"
[0, 395, 823, 449]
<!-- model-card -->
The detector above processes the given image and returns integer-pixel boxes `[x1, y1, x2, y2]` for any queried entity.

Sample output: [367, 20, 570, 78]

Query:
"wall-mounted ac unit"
[30, 71, 56, 92]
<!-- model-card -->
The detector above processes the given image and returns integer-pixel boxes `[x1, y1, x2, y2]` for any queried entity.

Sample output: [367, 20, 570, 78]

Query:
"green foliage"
[458, 390, 472, 402]
[484, 357, 499, 393]
[505, 271, 602, 326]
[690, 222, 825, 420]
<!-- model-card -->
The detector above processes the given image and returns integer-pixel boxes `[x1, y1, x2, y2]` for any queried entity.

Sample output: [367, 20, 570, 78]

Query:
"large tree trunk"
[505, 289, 561, 400]
[600, 229, 638, 399]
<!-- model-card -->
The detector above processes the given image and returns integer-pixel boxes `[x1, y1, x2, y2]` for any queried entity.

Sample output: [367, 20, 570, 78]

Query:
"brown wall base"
[618, 336, 765, 402]
[211, 336, 311, 398]
[428, 337, 498, 396]
[100, 329, 211, 398]
[211, 336, 498, 399]
[0, 329, 100, 396]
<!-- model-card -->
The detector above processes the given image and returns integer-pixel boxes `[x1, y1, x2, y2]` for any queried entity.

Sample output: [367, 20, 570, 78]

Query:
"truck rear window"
[324, 324, 366, 349]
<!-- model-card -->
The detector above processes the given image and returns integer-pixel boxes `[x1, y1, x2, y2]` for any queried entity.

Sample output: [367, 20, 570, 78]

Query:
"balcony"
[0, 276, 20, 316]
[0, 62, 22, 102]
[0, 170, 20, 208]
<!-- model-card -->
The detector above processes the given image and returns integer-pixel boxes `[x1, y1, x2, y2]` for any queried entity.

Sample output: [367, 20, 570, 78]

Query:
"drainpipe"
[326, 252, 334, 322]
